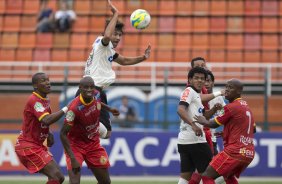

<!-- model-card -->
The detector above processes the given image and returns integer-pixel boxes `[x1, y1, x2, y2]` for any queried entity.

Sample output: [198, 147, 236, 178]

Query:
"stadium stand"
[0, 0, 282, 131]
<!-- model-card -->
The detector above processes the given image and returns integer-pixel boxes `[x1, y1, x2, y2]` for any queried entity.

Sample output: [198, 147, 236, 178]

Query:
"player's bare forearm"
[60, 125, 76, 159]
[203, 108, 217, 120]
[101, 102, 111, 111]
[115, 55, 146, 65]
[194, 115, 219, 129]
[101, 102, 120, 116]
[103, 0, 119, 44]
[41, 110, 65, 126]
[200, 93, 215, 103]
[204, 103, 222, 119]
[177, 105, 194, 126]
[115, 45, 151, 65]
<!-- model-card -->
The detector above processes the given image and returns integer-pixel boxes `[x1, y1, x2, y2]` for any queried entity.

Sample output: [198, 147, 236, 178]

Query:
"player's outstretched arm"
[114, 45, 151, 65]
[101, 102, 120, 116]
[40, 106, 68, 126]
[177, 104, 203, 137]
[102, 0, 119, 46]
[200, 89, 224, 103]
[194, 115, 219, 129]
[203, 103, 222, 119]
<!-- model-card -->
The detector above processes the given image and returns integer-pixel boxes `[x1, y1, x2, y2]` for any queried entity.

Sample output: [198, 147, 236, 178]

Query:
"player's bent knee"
[53, 171, 64, 183]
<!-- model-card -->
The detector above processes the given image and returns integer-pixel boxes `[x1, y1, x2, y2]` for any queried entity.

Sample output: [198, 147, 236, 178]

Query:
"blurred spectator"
[55, 0, 76, 32]
[36, 0, 55, 33]
[116, 96, 138, 127]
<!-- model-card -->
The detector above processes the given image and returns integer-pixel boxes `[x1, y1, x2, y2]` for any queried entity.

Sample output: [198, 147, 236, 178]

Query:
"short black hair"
[206, 70, 214, 82]
[191, 57, 206, 68]
[105, 19, 124, 33]
[32, 72, 45, 85]
[188, 67, 207, 80]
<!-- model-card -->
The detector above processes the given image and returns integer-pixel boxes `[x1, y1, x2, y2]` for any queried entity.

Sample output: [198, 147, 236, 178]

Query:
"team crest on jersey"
[218, 109, 225, 117]
[99, 156, 108, 165]
[66, 111, 75, 122]
[34, 102, 45, 112]
[97, 103, 101, 110]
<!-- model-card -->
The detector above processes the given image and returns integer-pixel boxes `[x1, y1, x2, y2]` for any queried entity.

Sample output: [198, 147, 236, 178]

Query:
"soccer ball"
[130, 9, 151, 30]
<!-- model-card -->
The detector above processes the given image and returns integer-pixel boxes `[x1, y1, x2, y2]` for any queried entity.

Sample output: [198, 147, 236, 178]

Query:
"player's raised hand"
[191, 123, 203, 137]
[110, 108, 120, 116]
[194, 115, 208, 126]
[220, 89, 225, 96]
[213, 103, 223, 111]
[108, 0, 118, 14]
[144, 44, 151, 59]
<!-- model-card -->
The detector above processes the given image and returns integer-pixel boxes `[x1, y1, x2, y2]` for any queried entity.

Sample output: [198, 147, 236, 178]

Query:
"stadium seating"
[0, 0, 280, 64]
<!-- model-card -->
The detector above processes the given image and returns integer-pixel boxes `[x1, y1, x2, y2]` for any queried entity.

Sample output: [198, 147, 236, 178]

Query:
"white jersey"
[178, 87, 207, 145]
[84, 36, 116, 88]
[208, 96, 226, 142]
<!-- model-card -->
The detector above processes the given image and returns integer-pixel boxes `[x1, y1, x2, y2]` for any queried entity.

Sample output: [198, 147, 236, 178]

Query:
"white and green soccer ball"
[130, 9, 151, 30]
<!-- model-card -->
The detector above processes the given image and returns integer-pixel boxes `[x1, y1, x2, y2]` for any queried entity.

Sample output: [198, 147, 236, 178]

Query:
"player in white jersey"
[78, 0, 151, 139]
[205, 70, 226, 155]
[177, 67, 222, 184]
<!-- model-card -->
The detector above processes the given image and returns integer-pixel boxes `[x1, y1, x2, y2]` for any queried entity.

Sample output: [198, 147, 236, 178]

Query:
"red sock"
[189, 172, 201, 184]
[46, 180, 60, 184]
[225, 176, 238, 184]
[201, 176, 215, 184]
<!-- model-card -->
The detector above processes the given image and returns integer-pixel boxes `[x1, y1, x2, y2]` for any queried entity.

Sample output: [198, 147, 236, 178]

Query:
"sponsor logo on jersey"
[239, 147, 254, 158]
[97, 103, 101, 110]
[34, 102, 45, 112]
[78, 105, 85, 111]
[198, 107, 204, 114]
[180, 88, 190, 101]
[108, 55, 113, 62]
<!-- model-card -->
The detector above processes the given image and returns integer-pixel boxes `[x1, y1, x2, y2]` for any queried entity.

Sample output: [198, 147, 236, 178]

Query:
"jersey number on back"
[246, 111, 252, 134]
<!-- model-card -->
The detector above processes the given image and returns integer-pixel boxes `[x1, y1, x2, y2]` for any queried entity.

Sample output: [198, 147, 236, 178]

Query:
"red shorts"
[209, 151, 251, 178]
[66, 142, 110, 170]
[15, 145, 53, 173]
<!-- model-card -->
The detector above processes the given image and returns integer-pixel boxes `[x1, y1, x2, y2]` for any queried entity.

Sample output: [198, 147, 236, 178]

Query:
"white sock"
[99, 122, 107, 139]
[178, 177, 188, 184]
[215, 176, 225, 184]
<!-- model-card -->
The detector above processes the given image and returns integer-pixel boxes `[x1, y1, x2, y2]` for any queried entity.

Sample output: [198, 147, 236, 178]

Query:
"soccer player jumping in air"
[79, 0, 151, 139]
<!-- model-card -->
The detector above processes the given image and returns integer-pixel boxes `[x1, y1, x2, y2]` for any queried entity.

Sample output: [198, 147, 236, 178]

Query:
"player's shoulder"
[27, 93, 41, 104]
[92, 36, 103, 46]
[68, 97, 81, 110]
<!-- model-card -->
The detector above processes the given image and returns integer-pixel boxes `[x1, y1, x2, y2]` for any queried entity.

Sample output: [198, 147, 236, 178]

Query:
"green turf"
[0, 181, 281, 184]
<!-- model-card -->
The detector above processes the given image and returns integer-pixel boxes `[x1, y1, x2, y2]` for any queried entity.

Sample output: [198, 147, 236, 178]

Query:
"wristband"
[62, 106, 68, 114]
[213, 91, 222, 97]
